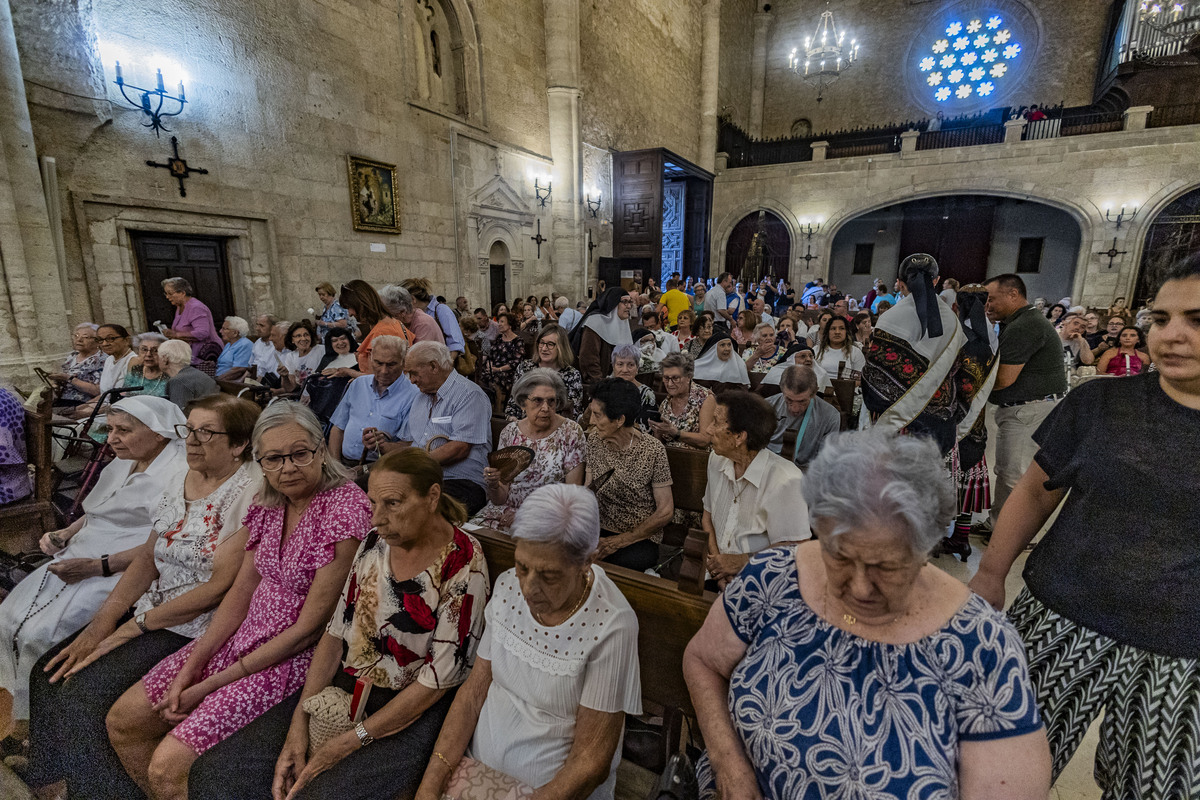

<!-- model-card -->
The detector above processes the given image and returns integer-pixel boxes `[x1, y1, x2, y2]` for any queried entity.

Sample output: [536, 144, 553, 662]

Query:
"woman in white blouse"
[417, 484, 642, 800]
[814, 316, 865, 381]
[280, 320, 324, 393]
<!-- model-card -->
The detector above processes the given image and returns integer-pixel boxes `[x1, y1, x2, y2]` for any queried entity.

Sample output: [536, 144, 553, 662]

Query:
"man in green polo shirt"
[980, 273, 1068, 536]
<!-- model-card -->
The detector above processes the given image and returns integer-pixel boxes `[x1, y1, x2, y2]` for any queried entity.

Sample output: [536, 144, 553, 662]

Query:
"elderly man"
[158, 339, 218, 409]
[702, 390, 809, 589]
[249, 314, 278, 380]
[402, 278, 466, 356]
[765, 365, 841, 470]
[215, 316, 254, 381]
[328, 335, 418, 464]
[751, 295, 776, 328]
[555, 295, 582, 332]
[390, 340, 491, 513]
[380, 283, 441, 343]
[256, 320, 291, 386]
[455, 296, 471, 316]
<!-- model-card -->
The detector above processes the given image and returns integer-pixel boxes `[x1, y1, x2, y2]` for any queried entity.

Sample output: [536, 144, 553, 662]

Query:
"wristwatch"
[134, 612, 150, 634]
[354, 721, 374, 747]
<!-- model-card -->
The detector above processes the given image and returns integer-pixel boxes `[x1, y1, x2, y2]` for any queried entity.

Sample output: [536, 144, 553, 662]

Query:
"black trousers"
[26, 626, 190, 798]
[443, 479, 487, 516]
[189, 683, 456, 800]
[600, 530, 659, 572]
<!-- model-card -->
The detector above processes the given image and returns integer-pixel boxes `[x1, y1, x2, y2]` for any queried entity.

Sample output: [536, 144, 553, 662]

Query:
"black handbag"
[0, 551, 52, 594]
[646, 752, 699, 800]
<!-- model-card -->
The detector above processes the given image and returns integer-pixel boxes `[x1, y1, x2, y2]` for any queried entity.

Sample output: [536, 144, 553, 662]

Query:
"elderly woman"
[648, 352, 715, 450]
[742, 324, 784, 373]
[216, 316, 255, 381]
[479, 312, 526, 402]
[280, 319, 324, 392]
[314, 281, 350, 342]
[773, 316, 797, 350]
[416, 484, 641, 800]
[162, 277, 222, 364]
[694, 332, 750, 388]
[124, 333, 170, 398]
[585, 378, 673, 572]
[575, 287, 634, 386]
[159, 339, 219, 410]
[632, 326, 667, 373]
[0, 397, 189, 734]
[761, 342, 831, 390]
[477, 369, 586, 529]
[503, 323, 583, 420]
[686, 311, 715, 360]
[701, 391, 808, 589]
[50, 322, 104, 409]
[685, 429, 1050, 799]
[320, 328, 360, 374]
[25, 395, 261, 797]
[106, 402, 370, 800]
[606, 343, 658, 430]
[182, 449, 489, 800]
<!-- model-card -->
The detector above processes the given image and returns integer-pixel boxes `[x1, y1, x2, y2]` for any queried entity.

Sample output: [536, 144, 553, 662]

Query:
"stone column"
[698, 0, 722, 172]
[899, 129, 920, 155]
[748, 10, 773, 138]
[811, 140, 829, 161]
[0, 0, 70, 380]
[1123, 105, 1154, 131]
[1003, 118, 1026, 143]
[544, 0, 585, 298]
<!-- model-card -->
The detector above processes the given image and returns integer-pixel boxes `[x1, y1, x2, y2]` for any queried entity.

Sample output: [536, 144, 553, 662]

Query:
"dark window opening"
[1016, 237, 1044, 273]
[853, 243, 875, 274]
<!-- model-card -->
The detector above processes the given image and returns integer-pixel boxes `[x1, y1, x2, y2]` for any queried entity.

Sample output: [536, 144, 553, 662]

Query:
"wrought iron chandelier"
[788, 0, 859, 101]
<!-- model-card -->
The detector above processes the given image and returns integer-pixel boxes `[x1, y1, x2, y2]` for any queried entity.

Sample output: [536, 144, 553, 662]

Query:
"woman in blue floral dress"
[683, 429, 1050, 799]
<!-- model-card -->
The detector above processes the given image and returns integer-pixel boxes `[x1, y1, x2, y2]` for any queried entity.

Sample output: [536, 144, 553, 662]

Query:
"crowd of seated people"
[10, 259, 1195, 800]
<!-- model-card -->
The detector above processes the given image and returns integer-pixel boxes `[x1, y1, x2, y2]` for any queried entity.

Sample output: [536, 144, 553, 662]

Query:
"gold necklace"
[823, 584, 905, 628]
[534, 570, 594, 626]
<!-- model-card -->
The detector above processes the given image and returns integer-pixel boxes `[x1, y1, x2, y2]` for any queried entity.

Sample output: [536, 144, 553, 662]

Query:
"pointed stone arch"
[404, 0, 484, 125]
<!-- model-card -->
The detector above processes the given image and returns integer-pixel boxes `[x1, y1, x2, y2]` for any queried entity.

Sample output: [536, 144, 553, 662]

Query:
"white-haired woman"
[50, 322, 104, 410]
[607, 343, 657, 431]
[158, 339, 219, 410]
[476, 369, 586, 529]
[742, 323, 784, 373]
[0, 396, 189, 735]
[416, 484, 642, 800]
[162, 277, 223, 364]
[124, 333, 170, 398]
[216, 316, 255, 381]
[648, 352, 715, 450]
[107, 402, 371, 800]
[684, 429, 1050, 800]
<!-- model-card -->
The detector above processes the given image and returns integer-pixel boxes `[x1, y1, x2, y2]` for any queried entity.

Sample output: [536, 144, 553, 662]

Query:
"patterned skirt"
[948, 444, 991, 514]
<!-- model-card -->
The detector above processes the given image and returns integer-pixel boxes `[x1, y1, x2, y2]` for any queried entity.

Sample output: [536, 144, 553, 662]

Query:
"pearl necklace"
[533, 570, 594, 627]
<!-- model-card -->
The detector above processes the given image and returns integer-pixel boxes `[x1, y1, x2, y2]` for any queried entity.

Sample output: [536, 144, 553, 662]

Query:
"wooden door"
[132, 233, 233, 329]
[613, 150, 665, 279]
[489, 264, 507, 311]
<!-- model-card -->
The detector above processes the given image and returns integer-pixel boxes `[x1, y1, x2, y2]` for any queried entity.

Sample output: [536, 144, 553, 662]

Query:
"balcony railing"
[1149, 102, 1200, 128]
[918, 125, 1004, 150]
[1059, 110, 1125, 136]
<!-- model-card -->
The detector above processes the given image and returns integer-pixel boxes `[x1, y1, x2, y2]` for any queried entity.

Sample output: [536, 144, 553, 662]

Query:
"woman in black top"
[971, 253, 1200, 800]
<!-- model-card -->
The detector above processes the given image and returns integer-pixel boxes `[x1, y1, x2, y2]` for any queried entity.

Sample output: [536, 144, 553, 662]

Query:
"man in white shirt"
[702, 390, 810, 589]
[250, 314, 278, 380]
[704, 272, 735, 331]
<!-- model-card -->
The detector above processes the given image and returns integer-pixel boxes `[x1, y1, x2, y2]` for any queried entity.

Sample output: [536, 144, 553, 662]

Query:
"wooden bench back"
[490, 416, 508, 449]
[469, 527, 714, 715]
[665, 445, 708, 513]
[0, 391, 57, 551]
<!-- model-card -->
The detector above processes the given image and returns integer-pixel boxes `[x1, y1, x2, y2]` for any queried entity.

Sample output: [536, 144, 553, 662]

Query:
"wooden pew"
[0, 391, 57, 552]
[468, 526, 715, 716]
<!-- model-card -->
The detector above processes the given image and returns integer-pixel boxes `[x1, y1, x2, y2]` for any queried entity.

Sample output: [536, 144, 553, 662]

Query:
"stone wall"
[718, 0, 757, 132]
[753, 0, 1110, 139]
[580, 0, 704, 162]
[710, 122, 1200, 308]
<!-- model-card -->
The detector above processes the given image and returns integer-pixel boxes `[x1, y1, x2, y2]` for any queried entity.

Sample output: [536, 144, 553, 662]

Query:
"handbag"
[441, 757, 534, 800]
[301, 679, 372, 754]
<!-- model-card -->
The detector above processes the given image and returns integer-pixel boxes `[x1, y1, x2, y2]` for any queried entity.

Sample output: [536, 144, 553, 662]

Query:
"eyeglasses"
[662, 374, 686, 383]
[174, 424, 231, 443]
[96, 336, 125, 344]
[257, 448, 319, 471]
[618, 299, 635, 306]
[525, 396, 557, 407]
[537, 341, 557, 349]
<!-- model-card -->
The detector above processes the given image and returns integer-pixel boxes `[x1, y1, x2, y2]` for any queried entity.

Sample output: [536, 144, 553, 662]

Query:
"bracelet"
[100, 554, 112, 577]
[433, 751, 454, 770]
[238, 657, 250, 677]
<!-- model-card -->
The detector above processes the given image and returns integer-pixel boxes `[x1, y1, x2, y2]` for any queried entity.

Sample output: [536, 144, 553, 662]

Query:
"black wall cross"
[530, 219, 548, 258]
[1095, 237, 1128, 269]
[147, 136, 208, 198]
[800, 244, 820, 268]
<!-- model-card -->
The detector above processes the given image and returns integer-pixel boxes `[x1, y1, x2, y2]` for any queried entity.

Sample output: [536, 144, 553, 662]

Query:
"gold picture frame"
[347, 155, 400, 234]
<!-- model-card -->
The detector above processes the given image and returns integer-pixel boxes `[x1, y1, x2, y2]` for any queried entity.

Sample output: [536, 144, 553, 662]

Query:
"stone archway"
[487, 240, 510, 310]
[1133, 184, 1200, 307]
[724, 210, 792, 284]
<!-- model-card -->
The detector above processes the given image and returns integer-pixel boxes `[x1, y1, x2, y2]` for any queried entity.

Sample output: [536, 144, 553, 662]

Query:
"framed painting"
[347, 155, 400, 234]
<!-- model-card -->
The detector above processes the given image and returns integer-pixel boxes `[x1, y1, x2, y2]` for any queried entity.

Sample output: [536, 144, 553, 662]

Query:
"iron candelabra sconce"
[534, 177, 552, 208]
[800, 221, 823, 239]
[1103, 204, 1138, 229]
[585, 189, 602, 218]
[113, 62, 187, 137]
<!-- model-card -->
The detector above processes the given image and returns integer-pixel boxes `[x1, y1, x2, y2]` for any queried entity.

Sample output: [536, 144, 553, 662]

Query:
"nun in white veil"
[693, 331, 750, 387]
[575, 286, 634, 386]
[0, 396, 188, 727]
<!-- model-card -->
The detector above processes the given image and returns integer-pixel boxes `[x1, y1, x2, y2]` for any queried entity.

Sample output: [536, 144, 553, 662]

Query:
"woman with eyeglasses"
[23, 395, 261, 797]
[66, 323, 138, 420]
[477, 369, 586, 530]
[107, 402, 370, 800]
[479, 312, 526, 404]
[123, 333, 170, 399]
[503, 324, 583, 421]
[49, 323, 104, 410]
[0, 396, 188, 739]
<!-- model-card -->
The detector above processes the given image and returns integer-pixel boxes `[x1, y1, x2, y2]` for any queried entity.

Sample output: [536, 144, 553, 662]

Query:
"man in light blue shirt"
[328, 336, 417, 462]
[215, 316, 255, 381]
[393, 340, 492, 514]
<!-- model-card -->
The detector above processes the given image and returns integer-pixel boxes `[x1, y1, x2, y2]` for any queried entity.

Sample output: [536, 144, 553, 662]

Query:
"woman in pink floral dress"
[106, 402, 370, 800]
[474, 369, 585, 530]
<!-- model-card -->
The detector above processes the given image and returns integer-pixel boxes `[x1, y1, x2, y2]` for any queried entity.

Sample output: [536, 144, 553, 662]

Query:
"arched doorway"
[1135, 185, 1200, 308]
[829, 195, 1081, 303]
[488, 241, 509, 310]
[724, 210, 791, 285]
